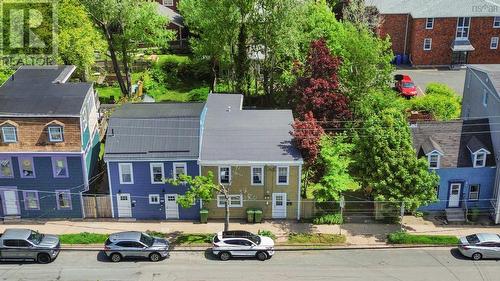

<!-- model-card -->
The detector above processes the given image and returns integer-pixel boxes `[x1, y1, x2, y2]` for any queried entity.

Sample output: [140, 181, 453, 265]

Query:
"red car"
[394, 74, 418, 98]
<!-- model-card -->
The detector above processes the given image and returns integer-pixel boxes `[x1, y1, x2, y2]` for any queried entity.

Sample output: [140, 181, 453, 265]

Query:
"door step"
[1, 216, 21, 224]
[445, 208, 465, 222]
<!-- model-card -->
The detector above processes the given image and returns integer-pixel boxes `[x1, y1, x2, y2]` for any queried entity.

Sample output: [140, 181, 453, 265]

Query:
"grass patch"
[173, 233, 213, 245]
[59, 232, 108, 244]
[258, 230, 277, 240]
[287, 233, 346, 245]
[387, 231, 459, 245]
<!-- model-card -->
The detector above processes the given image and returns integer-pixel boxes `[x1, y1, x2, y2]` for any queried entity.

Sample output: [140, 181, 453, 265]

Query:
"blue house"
[412, 119, 497, 221]
[0, 66, 100, 219]
[104, 103, 205, 220]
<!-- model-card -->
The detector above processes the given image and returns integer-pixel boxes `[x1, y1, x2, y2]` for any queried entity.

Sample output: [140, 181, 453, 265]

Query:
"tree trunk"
[121, 41, 132, 96]
[224, 200, 230, 232]
[103, 26, 128, 97]
[235, 22, 248, 95]
[210, 56, 218, 93]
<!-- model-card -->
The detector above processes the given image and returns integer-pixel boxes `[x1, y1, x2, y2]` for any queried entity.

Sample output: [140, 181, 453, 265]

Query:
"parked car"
[0, 228, 60, 264]
[104, 231, 169, 262]
[211, 230, 275, 261]
[394, 74, 418, 98]
[458, 233, 500, 260]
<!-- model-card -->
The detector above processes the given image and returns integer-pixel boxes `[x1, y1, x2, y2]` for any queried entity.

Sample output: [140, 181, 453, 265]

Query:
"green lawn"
[387, 231, 459, 245]
[287, 233, 346, 245]
[173, 233, 213, 245]
[59, 233, 108, 244]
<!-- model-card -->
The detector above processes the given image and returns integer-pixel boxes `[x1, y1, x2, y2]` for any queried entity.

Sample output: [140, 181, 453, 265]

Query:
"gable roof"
[156, 2, 184, 27]
[411, 119, 496, 168]
[0, 66, 92, 117]
[367, 0, 500, 18]
[468, 65, 500, 99]
[200, 94, 303, 164]
[104, 102, 205, 161]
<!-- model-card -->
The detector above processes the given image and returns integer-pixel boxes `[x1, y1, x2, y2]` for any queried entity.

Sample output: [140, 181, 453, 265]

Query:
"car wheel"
[149, 252, 161, 262]
[219, 252, 231, 261]
[256, 251, 268, 261]
[110, 253, 122, 263]
[472, 253, 482, 261]
[37, 253, 52, 264]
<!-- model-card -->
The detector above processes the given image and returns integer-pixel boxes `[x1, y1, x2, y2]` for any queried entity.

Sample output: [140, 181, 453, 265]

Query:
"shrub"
[313, 213, 343, 225]
[407, 82, 461, 121]
[258, 230, 277, 240]
[468, 208, 480, 222]
[188, 86, 210, 101]
[387, 231, 459, 245]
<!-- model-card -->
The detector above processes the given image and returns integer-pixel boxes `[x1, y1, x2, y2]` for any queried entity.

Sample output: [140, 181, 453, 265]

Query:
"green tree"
[166, 172, 231, 231]
[57, 0, 106, 81]
[310, 134, 359, 202]
[82, 0, 174, 96]
[0, 64, 14, 85]
[407, 83, 462, 121]
[354, 108, 439, 211]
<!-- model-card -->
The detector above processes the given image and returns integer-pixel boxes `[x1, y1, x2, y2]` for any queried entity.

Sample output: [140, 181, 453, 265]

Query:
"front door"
[0, 189, 20, 216]
[448, 183, 462, 208]
[451, 51, 468, 65]
[272, 193, 287, 219]
[116, 193, 132, 218]
[165, 194, 179, 219]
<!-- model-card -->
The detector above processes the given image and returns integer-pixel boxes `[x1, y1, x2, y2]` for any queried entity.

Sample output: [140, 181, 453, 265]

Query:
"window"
[276, 166, 289, 185]
[19, 157, 35, 178]
[473, 152, 487, 167]
[56, 190, 72, 210]
[426, 18, 434, 29]
[219, 166, 231, 184]
[428, 153, 440, 169]
[469, 184, 480, 201]
[483, 89, 488, 107]
[118, 163, 133, 184]
[0, 157, 13, 178]
[48, 126, 63, 142]
[423, 38, 432, 50]
[173, 162, 187, 180]
[52, 157, 68, 178]
[494, 17, 500, 28]
[456, 17, 470, 39]
[150, 163, 164, 184]
[217, 195, 243, 208]
[23, 191, 39, 210]
[163, 0, 174, 6]
[1, 126, 17, 143]
[251, 166, 264, 185]
[149, 194, 160, 204]
[491, 37, 499, 49]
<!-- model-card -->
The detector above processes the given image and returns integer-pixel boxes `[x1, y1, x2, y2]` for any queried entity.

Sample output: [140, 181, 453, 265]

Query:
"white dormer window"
[1, 126, 17, 143]
[473, 152, 487, 168]
[48, 126, 64, 142]
[428, 153, 440, 169]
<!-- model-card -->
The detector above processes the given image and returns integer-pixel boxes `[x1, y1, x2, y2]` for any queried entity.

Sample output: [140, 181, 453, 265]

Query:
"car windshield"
[403, 82, 415, 88]
[140, 233, 154, 247]
[466, 234, 480, 245]
[247, 234, 261, 245]
[27, 231, 44, 245]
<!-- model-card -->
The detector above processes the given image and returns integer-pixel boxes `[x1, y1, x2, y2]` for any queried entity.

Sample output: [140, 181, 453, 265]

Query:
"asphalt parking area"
[393, 68, 466, 97]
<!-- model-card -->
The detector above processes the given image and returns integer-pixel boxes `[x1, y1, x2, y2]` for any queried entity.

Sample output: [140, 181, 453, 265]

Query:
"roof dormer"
[0, 120, 19, 144]
[45, 120, 65, 143]
[467, 136, 491, 168]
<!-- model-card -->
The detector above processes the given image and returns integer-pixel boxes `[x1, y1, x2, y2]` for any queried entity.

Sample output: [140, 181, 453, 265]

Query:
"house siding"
[0, 154, 85, 218]
[201, 165, 300, 220]
[108, 160, 200, 220]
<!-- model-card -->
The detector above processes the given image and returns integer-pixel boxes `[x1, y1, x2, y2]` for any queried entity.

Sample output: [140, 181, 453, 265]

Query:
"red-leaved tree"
[291, 111, 325, 165]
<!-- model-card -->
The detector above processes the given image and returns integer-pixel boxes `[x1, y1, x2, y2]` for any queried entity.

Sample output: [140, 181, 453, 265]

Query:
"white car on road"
[458, 233, 500, 260]
[212, 230, 275, 261]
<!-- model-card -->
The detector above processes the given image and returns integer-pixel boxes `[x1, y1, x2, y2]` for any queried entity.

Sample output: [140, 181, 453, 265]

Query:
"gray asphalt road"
[394, 68, 466, 96]
[0, 248, 499, 281]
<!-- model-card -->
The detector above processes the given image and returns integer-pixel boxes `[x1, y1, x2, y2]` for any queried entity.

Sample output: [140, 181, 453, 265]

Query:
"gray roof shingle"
[468, 65, 500, 99]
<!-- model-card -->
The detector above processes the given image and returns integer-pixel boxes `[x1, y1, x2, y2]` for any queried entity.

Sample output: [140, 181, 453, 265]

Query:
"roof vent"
[226, 106, 231, 112]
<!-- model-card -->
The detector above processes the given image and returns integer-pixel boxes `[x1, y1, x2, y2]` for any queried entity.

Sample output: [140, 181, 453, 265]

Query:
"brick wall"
[379, 14, 411, 55]
[0, 117, 81, 152]
[155, 0, 179, 11]
[468, 17, 500, 64]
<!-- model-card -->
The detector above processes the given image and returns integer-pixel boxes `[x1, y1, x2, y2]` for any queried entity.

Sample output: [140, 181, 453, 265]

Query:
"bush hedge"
[387, 231, 459, 245]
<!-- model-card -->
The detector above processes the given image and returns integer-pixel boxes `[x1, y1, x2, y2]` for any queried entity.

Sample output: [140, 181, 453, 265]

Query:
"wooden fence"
[83, 195, 112, 218]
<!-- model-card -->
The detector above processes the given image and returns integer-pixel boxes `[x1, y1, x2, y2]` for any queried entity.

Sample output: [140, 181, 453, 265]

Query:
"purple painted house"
[104, 103, 205, 220]
[0, 66, 100, 219]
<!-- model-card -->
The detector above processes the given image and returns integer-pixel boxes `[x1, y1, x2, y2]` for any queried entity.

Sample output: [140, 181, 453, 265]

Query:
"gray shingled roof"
[104, 103, 204, 161]
[411, 119, 496, 168]
[0, 66, 92, 116]
[468, 65, 500, 99]
[366, 0, 500, 18]
[156, 3, 184, 27]
[200, 94, 303, 164]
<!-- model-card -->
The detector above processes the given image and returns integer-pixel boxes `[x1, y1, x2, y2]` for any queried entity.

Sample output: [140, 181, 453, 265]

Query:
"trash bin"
[247, 209, 255, 223]
[395, 54, 402, 65]
[254, 209, 263, 223]
[200, 209, 209, 224]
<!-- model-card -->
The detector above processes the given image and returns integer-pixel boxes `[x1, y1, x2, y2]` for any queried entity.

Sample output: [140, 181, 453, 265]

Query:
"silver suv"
[0, 228, 60, 264]
[212, 230, 275, 261]
[104, 231, 169, 262]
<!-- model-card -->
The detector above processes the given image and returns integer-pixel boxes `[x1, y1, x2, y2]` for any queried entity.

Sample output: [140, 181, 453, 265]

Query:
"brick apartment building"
[367, 0, 500, 67]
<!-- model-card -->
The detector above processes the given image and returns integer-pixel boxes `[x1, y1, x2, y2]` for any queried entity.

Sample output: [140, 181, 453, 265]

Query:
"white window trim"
[494, 17, 500, 28]
[173, 162, 188, 180]
[150, 163, 165, 184]
[456, 17, 470, 40]
[1, 127, 17, 143]
[426, 18, 434, 29]
[48, 126, 64, 142]
[276, 166, 289, 185]
[473, 152, 487, 168]
[428, 153, 441, 169]
[118, 163, 134, 184]
[423, 38, 432, 51]
[218, 166, 231, 184]
[491, 37, 499, 49]
[251, 166, 264, 186]
[163, 0, 174, 6]
[469, 184, 480, 201]
[217, 194, 243, 208]
[149, 194, 160, 204]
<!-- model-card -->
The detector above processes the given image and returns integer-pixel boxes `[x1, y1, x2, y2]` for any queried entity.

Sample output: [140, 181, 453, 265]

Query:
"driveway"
[393, 68, 466, 97]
